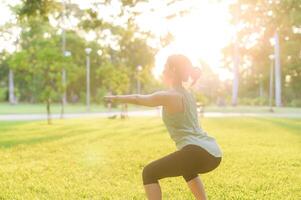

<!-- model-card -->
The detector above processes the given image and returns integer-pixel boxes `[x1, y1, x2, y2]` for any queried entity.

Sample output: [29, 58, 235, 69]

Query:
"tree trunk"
[232, 39, 239, 106]
[8, 69, 15, 104]
[60, 96, 65, 119]
[47, 98, 52, 125]
[274, 31, 282, 107]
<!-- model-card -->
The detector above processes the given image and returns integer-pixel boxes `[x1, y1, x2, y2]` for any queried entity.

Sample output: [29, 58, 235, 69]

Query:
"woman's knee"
[183, 174, 199, 182]
[142, 164, 158, 185]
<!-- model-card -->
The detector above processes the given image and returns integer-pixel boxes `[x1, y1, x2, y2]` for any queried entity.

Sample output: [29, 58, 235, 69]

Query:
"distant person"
[106, 90, 117, 119]
[120, 103, 128, 119]
[216, 96, 226, 107]
[104, 54, 222, 200]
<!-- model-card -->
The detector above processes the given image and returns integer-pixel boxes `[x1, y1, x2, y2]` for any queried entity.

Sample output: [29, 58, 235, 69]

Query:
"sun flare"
[142, 1, 236, 81]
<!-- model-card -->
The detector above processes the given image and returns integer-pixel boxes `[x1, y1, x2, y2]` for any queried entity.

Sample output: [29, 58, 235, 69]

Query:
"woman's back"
[162, 86, 222, 157]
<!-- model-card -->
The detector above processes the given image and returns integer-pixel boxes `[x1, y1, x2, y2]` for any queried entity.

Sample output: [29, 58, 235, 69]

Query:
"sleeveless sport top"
[162, 86, 222, 157]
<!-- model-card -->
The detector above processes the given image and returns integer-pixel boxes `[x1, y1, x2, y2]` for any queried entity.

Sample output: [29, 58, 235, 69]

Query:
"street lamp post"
[274, 31, 282, 107]
[85, 48, 92, 112]
[60, 50, 71, 119]
[8, 69, 16, 104]
[269, 54, 274, 112]
[231, 5, 240, 107]
[60, 0, 67, 119]
[136, 65, 142, 94]
[259, 73, 263, 98]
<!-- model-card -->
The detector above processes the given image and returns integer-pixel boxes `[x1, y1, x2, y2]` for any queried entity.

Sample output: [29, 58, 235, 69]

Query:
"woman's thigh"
[180, 145, 222, 174]
[143, 145, 221, 182]
[143, 148, 199, 181]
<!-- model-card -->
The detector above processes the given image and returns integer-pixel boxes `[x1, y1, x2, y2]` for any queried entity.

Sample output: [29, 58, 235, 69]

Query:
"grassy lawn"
[203, 106, 301, 113]
[0, 117, 300, 199]
[0, 103, 153, 114]
[1, 102, 301, 114]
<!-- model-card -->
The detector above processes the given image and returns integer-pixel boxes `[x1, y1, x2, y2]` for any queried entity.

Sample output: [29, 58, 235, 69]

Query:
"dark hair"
[165, 54, 201, 86]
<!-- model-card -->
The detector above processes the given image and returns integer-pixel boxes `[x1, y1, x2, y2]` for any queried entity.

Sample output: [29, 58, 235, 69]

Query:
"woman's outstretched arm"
[104, 91, 171, 107]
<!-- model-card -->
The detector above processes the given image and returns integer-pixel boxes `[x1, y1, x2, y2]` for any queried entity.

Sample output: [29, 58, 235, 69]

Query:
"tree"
[223, 0, 301, 106]
[0, 52, 10, 102]
[4, 0, 166, 110]
[8, 17, 74, 124]
[97, 61, 130, 95]
[78, 1, 159, 94]
[0, 17, 21, 104]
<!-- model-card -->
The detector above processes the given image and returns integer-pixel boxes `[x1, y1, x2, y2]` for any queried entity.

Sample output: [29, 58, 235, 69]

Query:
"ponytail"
[190, 67, 201, 86]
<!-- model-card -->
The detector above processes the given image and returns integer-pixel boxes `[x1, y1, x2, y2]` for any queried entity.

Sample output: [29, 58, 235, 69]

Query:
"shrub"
[289, 99, 301, 107]
[0, 87, 7, 102]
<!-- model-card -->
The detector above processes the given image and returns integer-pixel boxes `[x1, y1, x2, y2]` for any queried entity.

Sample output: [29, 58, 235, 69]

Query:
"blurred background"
[0, 1, 300, 199]
[0, 0, 300, 117]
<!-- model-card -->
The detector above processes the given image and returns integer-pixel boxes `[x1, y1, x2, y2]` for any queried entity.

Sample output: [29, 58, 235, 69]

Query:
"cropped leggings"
[142, 144, 222, 185]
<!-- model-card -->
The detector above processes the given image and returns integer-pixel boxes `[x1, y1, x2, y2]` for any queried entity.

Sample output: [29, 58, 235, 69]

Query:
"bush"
[0, 87, 7, 102]
[252, 97, 268, 106]
[193, 92, 210, 106]
[239, 97, 269, 106]
[289, 99, 301, 107]
[94, 87, 107, 104]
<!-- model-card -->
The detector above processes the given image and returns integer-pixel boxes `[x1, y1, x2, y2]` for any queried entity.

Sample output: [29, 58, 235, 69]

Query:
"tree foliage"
[223, 0, 301, 105]
[0, 0, 160, 110]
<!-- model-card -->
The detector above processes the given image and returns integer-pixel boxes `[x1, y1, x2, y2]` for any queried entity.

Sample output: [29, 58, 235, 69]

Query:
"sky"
[0, 0, 235, 81]
[0, 0, 20, 53]
[133, 0, 236, 80]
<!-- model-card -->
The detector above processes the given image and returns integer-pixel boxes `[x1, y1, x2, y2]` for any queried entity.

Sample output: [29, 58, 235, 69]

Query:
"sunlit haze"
[135, 1, 235, 81]
[0, 0, 235, 81]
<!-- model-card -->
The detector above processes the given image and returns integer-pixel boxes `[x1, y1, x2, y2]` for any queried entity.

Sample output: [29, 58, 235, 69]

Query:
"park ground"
[0, 117, 300, 199]
[1, 102, 301, 114]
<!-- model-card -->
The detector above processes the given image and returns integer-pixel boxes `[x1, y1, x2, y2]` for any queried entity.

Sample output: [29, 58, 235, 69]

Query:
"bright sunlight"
[135, 0, 235, 81]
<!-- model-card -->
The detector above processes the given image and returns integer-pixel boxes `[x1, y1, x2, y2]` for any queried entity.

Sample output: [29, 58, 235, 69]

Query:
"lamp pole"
[232, 4, 240, 106]
[60, 51, 71, 118]
[85, 48, 92, 112]
[274, 31, 282, 107]
[269, 54, 274, 112]
[8, 69, 15, 104]
[259, 73, 263, 98]
[61, 0, 67, 119]
[136, 65, 142, 94]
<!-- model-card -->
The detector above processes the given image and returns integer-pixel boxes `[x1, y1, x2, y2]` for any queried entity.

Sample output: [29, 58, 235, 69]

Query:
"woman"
[104, 54, 222, 200]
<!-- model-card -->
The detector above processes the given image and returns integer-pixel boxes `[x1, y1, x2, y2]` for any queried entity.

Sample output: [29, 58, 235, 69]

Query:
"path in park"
[1, 109, 301, 121]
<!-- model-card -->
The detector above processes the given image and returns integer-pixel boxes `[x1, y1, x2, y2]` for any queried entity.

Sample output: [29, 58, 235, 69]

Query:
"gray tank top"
[162, 86, 222, 157]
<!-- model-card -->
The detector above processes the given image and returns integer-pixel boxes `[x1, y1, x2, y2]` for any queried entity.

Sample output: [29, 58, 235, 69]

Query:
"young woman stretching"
[104, 54, 222, 200]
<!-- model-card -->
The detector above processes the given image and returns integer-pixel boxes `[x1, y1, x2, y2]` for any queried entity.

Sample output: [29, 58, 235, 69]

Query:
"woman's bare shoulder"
[155, 90, 183, 113]
[152, 89, 181, 98]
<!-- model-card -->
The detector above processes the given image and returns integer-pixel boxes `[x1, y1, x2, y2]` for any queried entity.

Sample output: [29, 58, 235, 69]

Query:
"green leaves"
[224, 0, 301, 103]
[18, 0, 61, 21]
[97, 62, 130, 95]
[2, 0, 160, 105]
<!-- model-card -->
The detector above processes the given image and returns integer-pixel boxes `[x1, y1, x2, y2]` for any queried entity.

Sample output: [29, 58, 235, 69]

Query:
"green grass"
[1, 102, 301, 114]
[0, 103, 153, 114]
[0, 117, 300, 199]
[203, 106, 301, 113]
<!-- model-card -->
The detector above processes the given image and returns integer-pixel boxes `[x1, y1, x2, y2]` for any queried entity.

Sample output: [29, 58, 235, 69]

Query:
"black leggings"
[142, 144, 222, 185]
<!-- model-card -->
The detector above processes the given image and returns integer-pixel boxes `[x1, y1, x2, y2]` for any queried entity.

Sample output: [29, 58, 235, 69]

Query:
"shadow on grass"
[259, 118, 301, 135]
[0, 130, 118, 149]
[0, 134, 68, 148]
[0, 123, 116, 149]
[0, 121, 30, 134]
